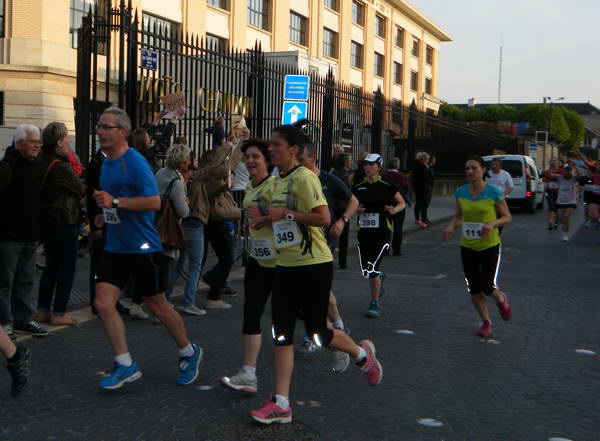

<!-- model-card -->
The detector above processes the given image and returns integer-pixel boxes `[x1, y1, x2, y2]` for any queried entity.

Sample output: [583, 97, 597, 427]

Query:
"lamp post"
[543, 96, 564, 160]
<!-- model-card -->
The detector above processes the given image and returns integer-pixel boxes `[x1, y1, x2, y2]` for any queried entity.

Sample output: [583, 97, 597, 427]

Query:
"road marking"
[384, 273, 447, 280]
[395, 330, 415, 335]
[417, 418, 443, 428]
[574, 349, 596, 355]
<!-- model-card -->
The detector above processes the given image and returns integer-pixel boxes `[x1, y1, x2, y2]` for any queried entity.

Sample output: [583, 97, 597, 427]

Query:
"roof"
[451, 102, 600, 115]
[391, 0, 453, 42]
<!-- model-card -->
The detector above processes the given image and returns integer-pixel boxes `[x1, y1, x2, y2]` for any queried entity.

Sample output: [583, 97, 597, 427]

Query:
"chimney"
[468, 98, 476, 108]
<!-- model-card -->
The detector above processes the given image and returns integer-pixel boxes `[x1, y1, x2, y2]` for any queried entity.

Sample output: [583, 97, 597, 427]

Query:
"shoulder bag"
[156, 177, 187, 249]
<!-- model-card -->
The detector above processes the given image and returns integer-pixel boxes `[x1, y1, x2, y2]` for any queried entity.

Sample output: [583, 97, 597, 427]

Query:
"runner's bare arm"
[443, 200, 463, 241]
[267, 205, 330, 227]
[93, 190, 160, 211]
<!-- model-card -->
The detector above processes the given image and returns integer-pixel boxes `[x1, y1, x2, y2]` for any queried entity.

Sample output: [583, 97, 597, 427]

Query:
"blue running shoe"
[99, 361, 142, 390]
[176, 344, 203, 385]
[367, 300, 381, 318]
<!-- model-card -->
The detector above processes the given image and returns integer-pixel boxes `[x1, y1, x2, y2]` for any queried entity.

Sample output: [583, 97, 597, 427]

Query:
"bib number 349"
[462, 222, 484, 240]
[272, 220, 301, 249]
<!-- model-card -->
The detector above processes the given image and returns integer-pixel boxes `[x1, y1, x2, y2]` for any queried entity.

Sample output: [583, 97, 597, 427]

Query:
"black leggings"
[461, 245, 501, 296]
[414, 188, 432, 222]
[242, 257, 275, 335]
[271, 262, 334, 347]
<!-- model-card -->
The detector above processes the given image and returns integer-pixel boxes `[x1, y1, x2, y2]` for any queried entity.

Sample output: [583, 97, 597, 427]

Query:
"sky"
[407, 0, 600, 107]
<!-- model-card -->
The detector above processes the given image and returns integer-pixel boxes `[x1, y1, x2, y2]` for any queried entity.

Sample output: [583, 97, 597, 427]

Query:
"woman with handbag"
[37, 122, 85, 326]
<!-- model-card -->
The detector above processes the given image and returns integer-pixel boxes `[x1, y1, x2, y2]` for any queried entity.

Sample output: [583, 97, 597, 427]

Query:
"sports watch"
[112, 198, 120, 208]
[285, 211, 295, 221]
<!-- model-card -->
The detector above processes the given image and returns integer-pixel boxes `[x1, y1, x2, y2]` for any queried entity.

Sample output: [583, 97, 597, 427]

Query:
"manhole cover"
[195, 420, 319, 441]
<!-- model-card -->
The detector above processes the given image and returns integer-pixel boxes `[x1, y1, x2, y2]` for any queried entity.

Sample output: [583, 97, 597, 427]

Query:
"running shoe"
[6, 346, 31, 396]
[367, 300, 381, 318]
[13, 321, 48, 337]
[176, 344, 203, 385]
[562, 235, 569, 242]
[182, 305, 207, 316]
[2, 324, 17, 341]
[331, 349, 350, 374]
[415, 220, 427, 228]
[221, 370, 257, 393]
[206, 300, 232, 309]
[250, 400, 292, 424]
[297, 339, 319, 354]
[358, 340, 382, 386]
[220, 284, 239, 297]
[477, 320, 492, 337]
[99, 361, 142, 390]
[496, 294, 512, 321]
[129, 304, 149, 320]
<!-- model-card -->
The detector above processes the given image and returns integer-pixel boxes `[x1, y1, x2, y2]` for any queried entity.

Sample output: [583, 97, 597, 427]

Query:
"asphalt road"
[1, 207, 598, 441]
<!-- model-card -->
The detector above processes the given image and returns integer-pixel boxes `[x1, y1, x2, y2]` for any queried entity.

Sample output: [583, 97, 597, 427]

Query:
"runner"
[574, 151, 600, 232]
[544, 163, 579, 242]
[443, 156, 512, 337]
[542, 159, 561, 230]
[92, 107, 201, 390]
[249, 125, 383, 425]
[486, 158, 514, 197]
[1, 327, 31, 396]
[221, 139, 275, 393]
[351, 153, 406, 318]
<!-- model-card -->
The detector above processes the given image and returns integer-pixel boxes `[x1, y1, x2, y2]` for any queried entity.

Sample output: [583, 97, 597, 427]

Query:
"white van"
[483, 154, 544, 212]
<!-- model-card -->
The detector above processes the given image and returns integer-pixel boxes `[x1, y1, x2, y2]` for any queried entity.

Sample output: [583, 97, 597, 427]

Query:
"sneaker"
[6, 346, 32, 396]
[477, 320, 492, 337]
[331, 349, 350, 374]
[250, 400, 292, 424]
[176, 344, 202, 385]
[13, 321, 48, 337]
[496, 294, 512, 321]
[562, 235, 569, 242]
[358, 340, 382, 386]
[206, 299, 231, 309]
[221, 369, 257, 393]
[2, 324, 17, 342]
[99, 361, 142, 390]
[297, 339, 318, 354]
[220, 284, 238, 297]
[129, 304, 148, 320]
[367, 300, 381, 318]
[183, 305, 207, 316]
[415, 220, 427, 228]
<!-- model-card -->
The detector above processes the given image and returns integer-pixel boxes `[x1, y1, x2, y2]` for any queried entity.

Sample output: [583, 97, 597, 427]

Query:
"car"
[483, 154, 544, 213]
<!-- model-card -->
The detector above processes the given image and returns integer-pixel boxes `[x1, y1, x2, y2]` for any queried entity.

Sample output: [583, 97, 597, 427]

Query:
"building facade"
[0, 0, 451, 149]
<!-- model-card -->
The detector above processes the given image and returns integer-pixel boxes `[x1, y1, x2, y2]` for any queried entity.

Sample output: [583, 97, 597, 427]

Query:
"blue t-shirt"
[100, 148, 162, 254]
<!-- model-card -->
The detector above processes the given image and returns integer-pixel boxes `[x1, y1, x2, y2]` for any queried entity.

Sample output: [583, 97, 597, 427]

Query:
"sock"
[275, 394, 290, 410]
[242, 365, 256, 376]
[332, 320, 344, 330]
[114, 353, 133, 367]
[355, 346, 367, 363]
[178, 344, 194, 358]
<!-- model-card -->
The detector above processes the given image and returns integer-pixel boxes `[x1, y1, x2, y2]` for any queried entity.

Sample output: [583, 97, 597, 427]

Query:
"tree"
[439, 103, 464, 121]
[559, 107, 585, 149]
[463, 107, 484, 122]
[517, 104, 570, 143]
[482, 104, 518, 122]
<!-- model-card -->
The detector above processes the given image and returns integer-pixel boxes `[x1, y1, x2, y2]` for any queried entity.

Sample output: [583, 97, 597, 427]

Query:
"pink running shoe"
[477, 320, 492, 337]
[496, 294, 512, 321]
[250, 400, 292, 424]
[358, 340, 383, 386]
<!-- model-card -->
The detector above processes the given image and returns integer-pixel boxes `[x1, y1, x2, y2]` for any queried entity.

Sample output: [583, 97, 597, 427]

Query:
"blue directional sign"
[140, 49, 159, 71]
[284, 75, 310, 101]
[281, 101, 308, 125]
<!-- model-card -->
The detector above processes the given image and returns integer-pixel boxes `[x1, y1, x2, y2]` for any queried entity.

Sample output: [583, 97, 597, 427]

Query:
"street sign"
[141, 49, 158, 71]
[529, 143, 538, 160]
[284, 75, 310, 101]
[281, 101, 308, 125]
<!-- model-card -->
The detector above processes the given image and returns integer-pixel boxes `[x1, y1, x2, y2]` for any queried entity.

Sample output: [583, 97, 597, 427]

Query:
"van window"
[484, 159, 523, 178]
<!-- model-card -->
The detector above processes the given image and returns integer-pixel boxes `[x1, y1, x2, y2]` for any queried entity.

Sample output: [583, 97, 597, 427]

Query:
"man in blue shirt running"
[92, 107, 202, 390]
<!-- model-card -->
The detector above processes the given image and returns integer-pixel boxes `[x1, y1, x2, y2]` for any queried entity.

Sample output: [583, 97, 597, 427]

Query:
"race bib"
[548, 182, 559, 190]
[272, 220, 301, 249]
[585, 184, 600, 193]
[103, 208, 122, 224]
[359, 213, 380, 229]
[250, 238, 275, 261]
[462, 222, 484, 240]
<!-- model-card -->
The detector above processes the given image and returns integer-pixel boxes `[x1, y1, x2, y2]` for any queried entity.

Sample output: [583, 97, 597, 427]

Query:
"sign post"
[282, 75, 310, 124]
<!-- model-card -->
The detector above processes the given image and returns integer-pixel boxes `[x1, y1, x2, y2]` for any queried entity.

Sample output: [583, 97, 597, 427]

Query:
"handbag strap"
[163, 177, 180, 200]
[41, 160, 60, 189]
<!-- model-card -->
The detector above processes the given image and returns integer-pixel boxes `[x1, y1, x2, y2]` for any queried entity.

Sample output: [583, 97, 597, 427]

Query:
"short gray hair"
[388, 157, 400, 170]
[416, 151, 429, 161]
[14, 124, 40, 143]
[166, 144, 191, 170]
[102, 107, 132, 131]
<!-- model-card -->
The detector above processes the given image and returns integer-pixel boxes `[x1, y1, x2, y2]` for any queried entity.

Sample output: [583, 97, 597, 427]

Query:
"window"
[392, 99, 402, 125]
[374, 52, 385, 77]
[207, 0, 228, 9]
[375, 15, 386, 38]
[426, 45, 434, 65]
[289, 12, 307, 46]
[350, 41, 363, 68]
[143, 13, 175, 51]
[352, 1, 364, 26]
[425, 78, 432, 95]
[350, 85, 362, 110]
[395, 27, 404, 47]
[410, 71, 418, 91]
[412, 38, 420, 57]
[248, 0, 269, 31]
[393, 62, 402, 84]
[206, 33, 228, 52]
[0, 1, 4, 38]
[70, 0, 100, 49]
[323, 28, 338, 58]
[324, 0, 338, 11]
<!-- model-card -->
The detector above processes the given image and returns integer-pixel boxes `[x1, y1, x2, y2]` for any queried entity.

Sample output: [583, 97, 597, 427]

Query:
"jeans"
[0, 241, 37, 326]
[203, 220, 234, 300]
[170, 218, 205, 307]
[38, 225, 79, 315]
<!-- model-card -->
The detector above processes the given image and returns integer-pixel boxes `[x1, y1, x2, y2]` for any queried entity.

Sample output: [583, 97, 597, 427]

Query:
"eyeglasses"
[95, 124, 120, 131]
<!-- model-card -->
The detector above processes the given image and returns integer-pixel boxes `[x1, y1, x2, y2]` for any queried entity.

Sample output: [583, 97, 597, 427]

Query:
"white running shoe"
[183, 305, 207, 316]
[206, 299, 232, 309]
[129, 303, 149, 320]
[331, 349, 350, 373]
[221, 370, 257, 393]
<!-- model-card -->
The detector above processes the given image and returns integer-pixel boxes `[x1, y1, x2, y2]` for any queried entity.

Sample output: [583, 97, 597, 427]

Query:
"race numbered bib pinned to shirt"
[250, 238, 275, 260]
[272, 220, 302, 249]
[548, 182, 559, 190]
[462, 222, 484, 240]
[585, 184, 600, 194]
[103, 208, 122, 224]
[359, 213, 380, 229]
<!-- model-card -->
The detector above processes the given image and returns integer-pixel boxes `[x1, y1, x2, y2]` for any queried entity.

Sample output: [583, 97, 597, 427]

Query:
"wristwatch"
[285, 211, 295, 221]
[112, 198, 120, 208]
[341, 215, 349, 224]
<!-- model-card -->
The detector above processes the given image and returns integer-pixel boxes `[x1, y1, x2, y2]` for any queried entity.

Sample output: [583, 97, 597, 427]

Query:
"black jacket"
[412, 161, 434, 192]
[0, 146, 45, 241]
[85, 149, 105, 232]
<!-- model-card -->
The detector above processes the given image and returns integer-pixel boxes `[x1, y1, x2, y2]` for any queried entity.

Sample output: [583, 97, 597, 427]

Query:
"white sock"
[275, 394, 290, 410]
[355, 346, 367, 363]
[114, 353, 133, 367]
[178, 344, 194, 358]
[242, 365, 256, 376]
[332, 320, 344, 330]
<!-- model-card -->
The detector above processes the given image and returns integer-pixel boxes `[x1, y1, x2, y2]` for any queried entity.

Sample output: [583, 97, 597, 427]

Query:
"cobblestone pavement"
[1, 205, 599, 441]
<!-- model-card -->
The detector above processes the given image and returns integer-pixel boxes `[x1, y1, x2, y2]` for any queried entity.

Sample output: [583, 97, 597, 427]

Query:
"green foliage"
[559, 107, 585, 148]
[482, 105, 518, 122]
[439, 103, 464, 121]
[463, 107, 484, 122]
[517, 104, 570, 143]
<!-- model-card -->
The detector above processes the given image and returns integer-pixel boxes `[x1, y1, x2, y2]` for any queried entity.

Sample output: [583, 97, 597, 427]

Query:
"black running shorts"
[461, 245, 500, 296]
[95, 251, 167, 297]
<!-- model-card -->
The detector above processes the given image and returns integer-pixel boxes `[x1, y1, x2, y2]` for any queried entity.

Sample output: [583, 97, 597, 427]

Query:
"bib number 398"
[251, 238, 275, 261]
[272, 220, 301, 249]
[359, 213, 380, 228]
[462, 222, 484, 240]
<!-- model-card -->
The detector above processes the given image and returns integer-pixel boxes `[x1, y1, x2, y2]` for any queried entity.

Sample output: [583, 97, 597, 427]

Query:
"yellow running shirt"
[456, 184, 503, 251]
[269, 166, 333, 267]
[243, 176, 277, 268]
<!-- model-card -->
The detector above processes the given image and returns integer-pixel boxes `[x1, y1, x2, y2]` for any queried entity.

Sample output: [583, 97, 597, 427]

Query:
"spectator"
[383, 158, 411, 256]
[37, 122, 85, 326]
[130, 128, 160, 173]
[66, 150, 85, 177]
[0, 125, 48, 339]
[331, 152, 353, 268]
[205, 116, 226, 149]
[412, 152, 434, 227]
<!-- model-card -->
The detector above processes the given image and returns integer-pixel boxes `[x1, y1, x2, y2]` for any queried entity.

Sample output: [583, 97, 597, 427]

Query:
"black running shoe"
[6, 346, 32, 396]
[13, 321, 48, 337]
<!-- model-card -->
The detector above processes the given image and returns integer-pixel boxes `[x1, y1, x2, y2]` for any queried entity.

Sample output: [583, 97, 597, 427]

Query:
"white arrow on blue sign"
[282, 101, 308, 125]
[284, 75, 310, 101]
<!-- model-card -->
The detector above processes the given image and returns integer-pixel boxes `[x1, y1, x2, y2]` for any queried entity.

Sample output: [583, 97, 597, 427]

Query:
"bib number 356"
[462, 222, 484, 240]
[272, 220, 301, 249]
[251, 238, 275, 260]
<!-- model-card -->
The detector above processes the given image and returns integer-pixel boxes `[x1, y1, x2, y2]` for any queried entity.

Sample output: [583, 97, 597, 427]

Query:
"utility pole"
[497, 29, 503, 104]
